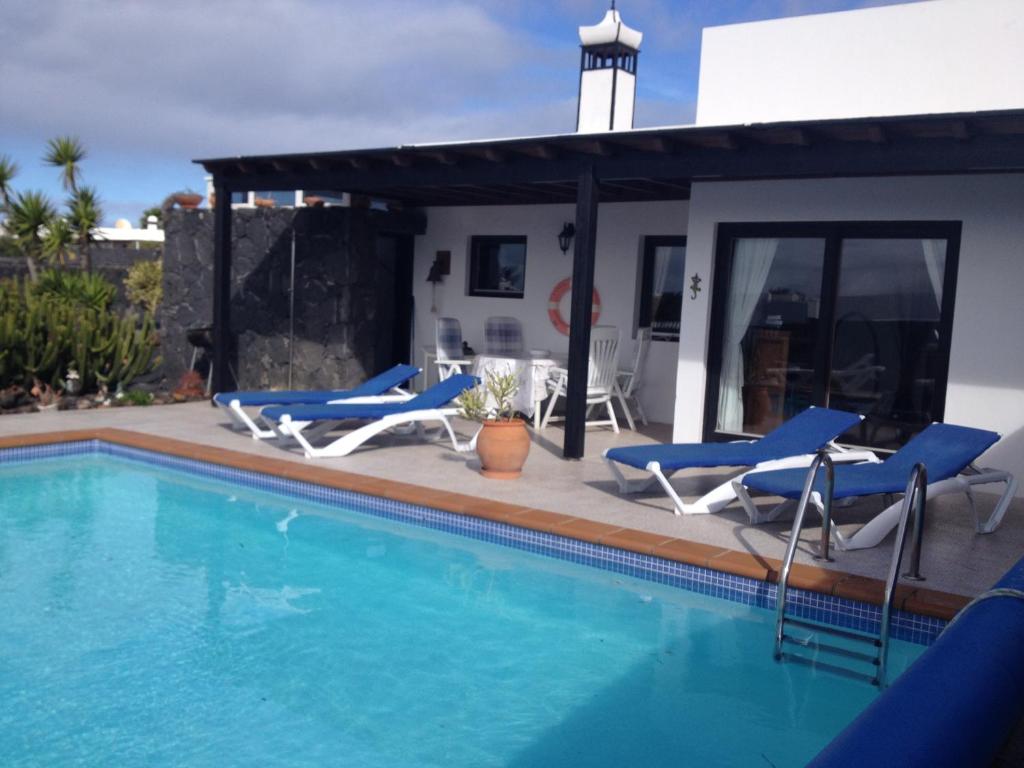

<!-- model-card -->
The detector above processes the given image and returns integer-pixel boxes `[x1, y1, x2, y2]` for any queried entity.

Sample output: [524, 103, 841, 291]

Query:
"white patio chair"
[540, 325, 621, 433]
[435, 317, 472, 381]
[615, 326, 651, 430]
[484, 316, 525, 357]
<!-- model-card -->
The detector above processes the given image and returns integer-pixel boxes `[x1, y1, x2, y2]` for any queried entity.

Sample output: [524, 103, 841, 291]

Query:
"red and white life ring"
[548, 277, 601, 336]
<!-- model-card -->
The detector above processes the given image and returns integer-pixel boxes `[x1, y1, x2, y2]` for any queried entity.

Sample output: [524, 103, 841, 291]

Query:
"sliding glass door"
[706, 223, 960, 450]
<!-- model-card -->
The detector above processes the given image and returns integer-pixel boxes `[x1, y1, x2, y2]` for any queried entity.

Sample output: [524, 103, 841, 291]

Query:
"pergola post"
[563, 165, 600, 459]
[211, 178, 233, 395]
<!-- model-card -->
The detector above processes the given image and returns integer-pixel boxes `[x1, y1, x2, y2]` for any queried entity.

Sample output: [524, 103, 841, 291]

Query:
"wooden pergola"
[197, 108, 1024, 459]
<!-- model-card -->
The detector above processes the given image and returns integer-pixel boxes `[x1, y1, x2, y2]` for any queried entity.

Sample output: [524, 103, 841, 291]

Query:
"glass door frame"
[702, 220, 962, 446]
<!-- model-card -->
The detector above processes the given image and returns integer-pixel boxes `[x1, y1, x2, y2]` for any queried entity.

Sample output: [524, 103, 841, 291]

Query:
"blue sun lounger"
[214, 363, 420, 439]
[260, 374, 479, 459]
[603, 407, 877, 516]
[735, 422, 1017, 550]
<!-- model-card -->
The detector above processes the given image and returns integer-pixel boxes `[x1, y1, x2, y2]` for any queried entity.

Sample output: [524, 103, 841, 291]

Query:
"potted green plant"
[460, 371, 531, 479]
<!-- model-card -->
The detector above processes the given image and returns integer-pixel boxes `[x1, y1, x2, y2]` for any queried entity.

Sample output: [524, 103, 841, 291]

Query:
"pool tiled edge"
[0, 428, 960, 643]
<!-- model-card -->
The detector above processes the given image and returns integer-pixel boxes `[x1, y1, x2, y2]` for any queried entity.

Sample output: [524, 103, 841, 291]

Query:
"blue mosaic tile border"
[0, 439, 947, 645]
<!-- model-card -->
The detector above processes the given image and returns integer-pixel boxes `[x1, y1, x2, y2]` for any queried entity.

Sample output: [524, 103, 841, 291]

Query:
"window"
[705, 222, 961, 451]
[638, 236, 686, 341]
[468, 236, 527, 299]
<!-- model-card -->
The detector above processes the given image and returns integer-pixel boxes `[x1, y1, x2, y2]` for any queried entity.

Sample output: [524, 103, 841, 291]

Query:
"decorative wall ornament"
[690, 273, 702, 300]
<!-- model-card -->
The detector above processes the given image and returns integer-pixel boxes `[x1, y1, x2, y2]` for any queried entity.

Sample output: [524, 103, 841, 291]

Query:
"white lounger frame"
[268, 406, 462, 459]
[220, 387, 414, 440]
[603, 441, 879, 516]
[733, 463, 1018, 551]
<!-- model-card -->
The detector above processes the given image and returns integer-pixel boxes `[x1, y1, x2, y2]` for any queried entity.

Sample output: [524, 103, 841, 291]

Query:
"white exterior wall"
[412, 201, 689, 424]
[696, 0, 1024, 126]
[675, 173, 1024, 492]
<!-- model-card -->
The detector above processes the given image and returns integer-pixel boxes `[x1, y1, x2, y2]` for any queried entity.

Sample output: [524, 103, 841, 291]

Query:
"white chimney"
[576, 3, 642, 133]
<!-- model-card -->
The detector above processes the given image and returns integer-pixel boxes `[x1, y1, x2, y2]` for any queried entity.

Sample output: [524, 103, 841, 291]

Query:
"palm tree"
[7, 191, 57, 280]
[68, 186, 102, 272]
[44, 136, 86, 193]
[42, 217, 75, 266]
[0, 154, 17, 212]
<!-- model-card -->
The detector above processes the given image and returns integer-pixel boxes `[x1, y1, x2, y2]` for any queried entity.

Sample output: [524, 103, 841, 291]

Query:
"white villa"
[197, 0, 1024, 492]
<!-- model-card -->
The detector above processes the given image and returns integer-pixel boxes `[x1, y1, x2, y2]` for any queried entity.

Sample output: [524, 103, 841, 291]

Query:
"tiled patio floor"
[1, 401, 1020, 598]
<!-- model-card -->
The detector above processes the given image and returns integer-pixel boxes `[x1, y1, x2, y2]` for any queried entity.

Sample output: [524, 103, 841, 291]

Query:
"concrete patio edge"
[0, 428, 967, 621]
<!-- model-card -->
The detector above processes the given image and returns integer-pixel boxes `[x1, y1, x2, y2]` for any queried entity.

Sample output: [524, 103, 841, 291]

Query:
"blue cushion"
[605, 407, 861, 471]
[744, 422, 1000, 500]
[262, 374, 477, 423]
[213, 364, 419, 407]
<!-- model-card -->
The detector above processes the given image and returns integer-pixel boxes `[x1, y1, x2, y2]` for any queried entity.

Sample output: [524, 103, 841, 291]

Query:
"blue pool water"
[0, 454, 923, 767]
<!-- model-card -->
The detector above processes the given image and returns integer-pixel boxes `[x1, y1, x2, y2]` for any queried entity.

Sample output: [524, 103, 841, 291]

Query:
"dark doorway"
[376, 233, 415, 371]
[704, 221, 961, 451]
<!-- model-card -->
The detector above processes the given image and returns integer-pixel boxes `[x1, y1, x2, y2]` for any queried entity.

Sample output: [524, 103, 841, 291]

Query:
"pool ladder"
[773, 451, 928, 687]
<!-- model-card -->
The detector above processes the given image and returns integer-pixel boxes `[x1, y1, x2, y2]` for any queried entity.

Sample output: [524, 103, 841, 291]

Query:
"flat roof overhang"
[196, 109, 1024, 207]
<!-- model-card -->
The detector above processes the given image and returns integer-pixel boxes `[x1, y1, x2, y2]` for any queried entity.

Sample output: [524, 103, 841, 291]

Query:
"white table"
[471, 354, 563, 429]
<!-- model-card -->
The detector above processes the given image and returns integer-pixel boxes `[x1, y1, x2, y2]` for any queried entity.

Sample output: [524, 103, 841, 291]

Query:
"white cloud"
[0, 0, 579, 160]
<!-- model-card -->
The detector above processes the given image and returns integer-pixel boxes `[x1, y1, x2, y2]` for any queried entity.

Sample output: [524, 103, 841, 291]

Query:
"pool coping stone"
[0, 427, 967, 622]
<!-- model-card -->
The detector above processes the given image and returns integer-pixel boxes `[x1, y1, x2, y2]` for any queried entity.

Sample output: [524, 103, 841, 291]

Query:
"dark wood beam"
[460, 146, 507, 163]
[422, 151, 458, 165]
[308, 158, 331, 171]
[949, 120, 973, 141]
[205, 132, 1024, 197]
[392, 154, 414, 167]
[271, 160, 292, 172]
[211, 178, 233, 395]
[563, 165, 599, 460]
[600, 179, 656, 195]
[507, 182, 576, 200]
[516, 144, 559, 160]
[865, 124, 888, 144]
[348, 157, 370, 170]
[573, 140, 613, 156]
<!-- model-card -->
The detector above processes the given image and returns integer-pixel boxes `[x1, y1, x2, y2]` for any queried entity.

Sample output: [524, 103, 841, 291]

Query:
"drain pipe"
[287, 227, 296, 389]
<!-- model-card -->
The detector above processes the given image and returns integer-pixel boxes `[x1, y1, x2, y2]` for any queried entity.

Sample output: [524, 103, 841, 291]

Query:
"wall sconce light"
[558, 222, 576, 254]
[426, 251, 450, 313]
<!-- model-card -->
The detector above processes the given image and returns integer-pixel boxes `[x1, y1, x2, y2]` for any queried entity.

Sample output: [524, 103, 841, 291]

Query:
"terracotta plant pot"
[173, 193, 203, 209]
[475, 418, 531, 479]
[253, 197, 276, 208]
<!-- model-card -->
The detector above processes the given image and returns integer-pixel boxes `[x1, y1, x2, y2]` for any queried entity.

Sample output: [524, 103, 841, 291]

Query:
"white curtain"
[653, 248, 673, 300]
[921, 239, 946, 309]
[649, 247, 674, 330]
[717, 238, 779, 432]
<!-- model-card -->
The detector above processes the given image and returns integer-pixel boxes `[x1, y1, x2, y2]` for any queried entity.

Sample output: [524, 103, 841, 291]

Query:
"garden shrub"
[124, 259, 162, 314]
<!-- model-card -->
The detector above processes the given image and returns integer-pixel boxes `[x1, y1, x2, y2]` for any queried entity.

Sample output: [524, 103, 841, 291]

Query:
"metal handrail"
[878, 462, 928, 686]
[774, 449, 835, 659]
[773, 457, 929, 687]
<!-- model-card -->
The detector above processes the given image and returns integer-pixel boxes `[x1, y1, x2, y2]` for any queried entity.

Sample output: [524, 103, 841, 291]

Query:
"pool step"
[772, 454, 929, 688]
[778, 651, 880, 686]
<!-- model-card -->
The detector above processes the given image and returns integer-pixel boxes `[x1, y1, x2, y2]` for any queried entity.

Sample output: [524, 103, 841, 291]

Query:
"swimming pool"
[0, 442, 928, 767]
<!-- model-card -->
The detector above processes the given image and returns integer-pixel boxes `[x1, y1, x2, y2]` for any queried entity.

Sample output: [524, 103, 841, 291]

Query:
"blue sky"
[0, 0, 918, 225]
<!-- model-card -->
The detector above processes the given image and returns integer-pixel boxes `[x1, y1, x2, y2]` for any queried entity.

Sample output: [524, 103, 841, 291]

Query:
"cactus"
[0, 275, 158, 393]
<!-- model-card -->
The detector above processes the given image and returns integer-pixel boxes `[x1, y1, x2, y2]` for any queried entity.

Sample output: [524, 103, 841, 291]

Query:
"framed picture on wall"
[468, 236, 527, 298]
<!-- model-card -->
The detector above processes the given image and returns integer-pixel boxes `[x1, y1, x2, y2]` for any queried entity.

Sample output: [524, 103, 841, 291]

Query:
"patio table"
[471, 354, 563, 429]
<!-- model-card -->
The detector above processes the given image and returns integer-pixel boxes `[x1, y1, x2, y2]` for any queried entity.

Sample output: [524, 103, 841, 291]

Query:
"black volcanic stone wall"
[160, 206, 420, 391]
